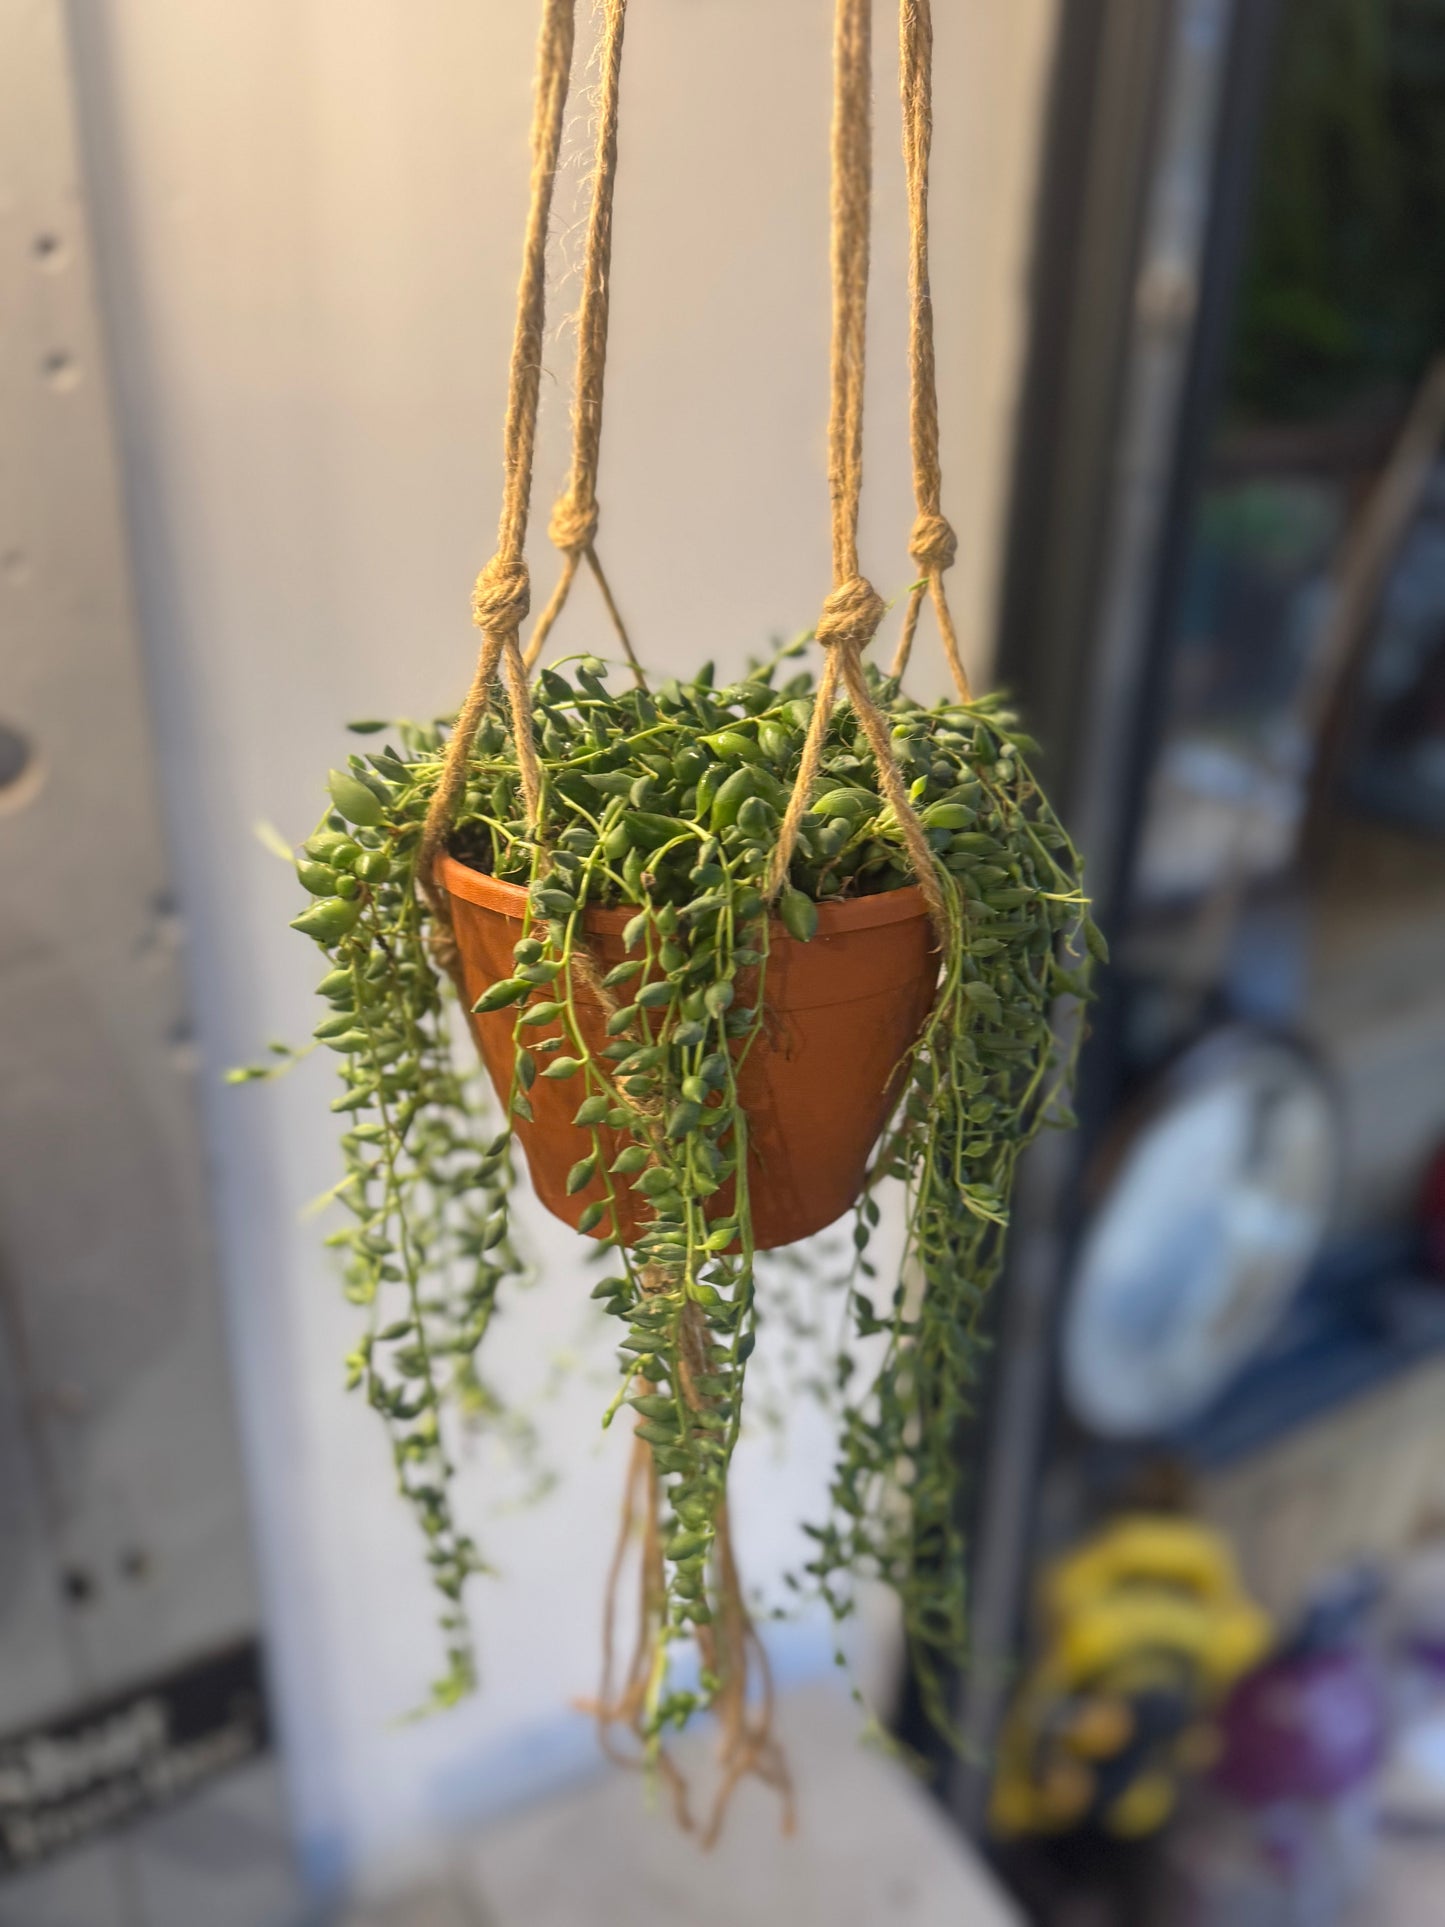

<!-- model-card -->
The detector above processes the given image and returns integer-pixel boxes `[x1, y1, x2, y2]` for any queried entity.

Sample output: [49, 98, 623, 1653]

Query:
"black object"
[0, 1638, 270, 1877]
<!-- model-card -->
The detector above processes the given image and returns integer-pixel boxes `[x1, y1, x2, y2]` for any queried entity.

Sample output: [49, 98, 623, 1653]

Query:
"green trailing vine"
[801, 742, 1095, 1739]
[235, 736, 533, 1713]
[240, 639, 1097, 1752]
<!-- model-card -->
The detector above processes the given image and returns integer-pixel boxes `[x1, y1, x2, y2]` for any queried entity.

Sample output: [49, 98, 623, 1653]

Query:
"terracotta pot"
[438, 855, 938, 1251]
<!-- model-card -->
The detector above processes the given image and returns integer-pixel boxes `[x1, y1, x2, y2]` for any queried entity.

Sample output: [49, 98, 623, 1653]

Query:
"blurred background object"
[990, 1514, 1270, 1843]
[9, 0, 1445, 1921]
[1060, 1029, 1339, 1439]
[1165, 1568, 1391, 1927]
[955, 0, 1445, 1921]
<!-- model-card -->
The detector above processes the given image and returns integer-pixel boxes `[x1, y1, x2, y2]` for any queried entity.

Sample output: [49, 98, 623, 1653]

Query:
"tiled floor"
[345, 1685, 1445, 1926]
[347, 1683, 1018, 1927]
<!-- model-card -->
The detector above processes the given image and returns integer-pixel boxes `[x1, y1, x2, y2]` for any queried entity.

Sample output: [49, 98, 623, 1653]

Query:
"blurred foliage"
[1230, 0, 1445, 423]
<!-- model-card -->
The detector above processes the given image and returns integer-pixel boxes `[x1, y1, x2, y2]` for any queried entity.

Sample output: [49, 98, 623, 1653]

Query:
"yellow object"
[990, 1514, 1271, 1839]
[1065, 1695, 1135, 1758]
[1107, 1772, 1178, 1838]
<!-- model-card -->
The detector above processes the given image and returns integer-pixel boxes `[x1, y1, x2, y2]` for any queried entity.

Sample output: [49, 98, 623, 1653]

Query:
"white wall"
[68, 0, 1058, 1890]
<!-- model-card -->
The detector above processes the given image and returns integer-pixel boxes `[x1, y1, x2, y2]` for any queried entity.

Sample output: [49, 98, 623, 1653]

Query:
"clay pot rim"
[436, 853, 931, 937]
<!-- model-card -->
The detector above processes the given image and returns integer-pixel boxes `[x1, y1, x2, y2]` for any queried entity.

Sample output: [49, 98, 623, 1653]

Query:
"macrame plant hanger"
[415, 0, 971, 1841]
[762, 0, 955, 946]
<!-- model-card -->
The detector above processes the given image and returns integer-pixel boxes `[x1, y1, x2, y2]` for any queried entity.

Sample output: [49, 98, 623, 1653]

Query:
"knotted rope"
[523, 0, 643, 683]
[418, 0, 575, 926]
[890, 0, 970, 698]
[766, 0, 947, 936]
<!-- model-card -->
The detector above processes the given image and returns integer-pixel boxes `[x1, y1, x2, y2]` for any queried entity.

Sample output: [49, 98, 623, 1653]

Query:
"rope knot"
[471, 555, 531, 634]
[815, 575, 886, 652]
[909, 510, 957, 574]
[548, 489, 599, 556]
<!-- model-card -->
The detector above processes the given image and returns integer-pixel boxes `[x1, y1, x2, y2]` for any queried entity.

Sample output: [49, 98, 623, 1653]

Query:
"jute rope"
[890, 0, 970, 697]
[524, 0, 642, 683]
[766, 0, 947, 936]
[418, 0, 576, 920]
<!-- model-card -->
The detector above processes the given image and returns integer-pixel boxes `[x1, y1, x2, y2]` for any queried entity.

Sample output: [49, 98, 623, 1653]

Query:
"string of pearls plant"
[239, 638, 1098, 1750]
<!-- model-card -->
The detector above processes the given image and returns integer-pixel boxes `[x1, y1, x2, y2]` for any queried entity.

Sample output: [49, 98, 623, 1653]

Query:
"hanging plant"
[240, 0, 1099, 1838]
